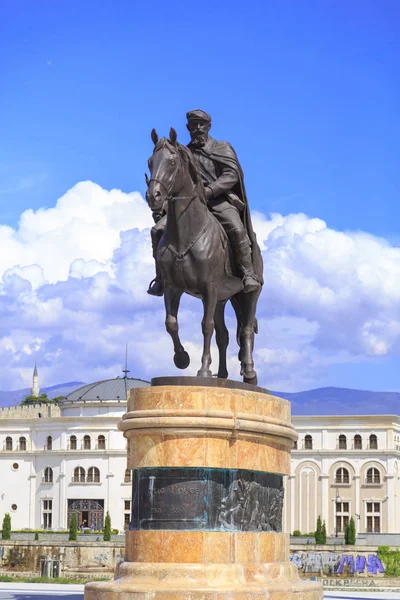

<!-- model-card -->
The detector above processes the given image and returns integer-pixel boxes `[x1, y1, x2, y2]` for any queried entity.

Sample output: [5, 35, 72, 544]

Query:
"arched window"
[124, 469, 132, 483]
[338, 434, 347, 450]
[293, 440, 298, 450]
[46, 436, 53, 450]
[335, 467, 350, 484]
[98, 435, 106, 450]
[19, 437, 27, 451]
[87, 466, 100, 483]
[369, 434, 378, 450]
[83, 435, 91, 450]
[366, 467, 380, 484]
[5, 437, 12, 451]
[70, 435, 77, 450]
[73, 466, 85, 483]
[44, 467, 53, 483]
[354, 434, 362, 450]
[304, 435, 313, 450]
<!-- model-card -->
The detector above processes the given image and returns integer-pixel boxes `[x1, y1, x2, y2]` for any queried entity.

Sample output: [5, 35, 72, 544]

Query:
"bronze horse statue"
[146, 128, 263, 385]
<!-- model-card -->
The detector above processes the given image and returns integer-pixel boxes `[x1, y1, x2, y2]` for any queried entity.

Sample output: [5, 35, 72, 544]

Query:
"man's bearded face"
[187, 120, 210, 148]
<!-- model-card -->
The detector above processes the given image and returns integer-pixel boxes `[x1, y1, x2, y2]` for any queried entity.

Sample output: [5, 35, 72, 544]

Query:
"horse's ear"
[169, 127, 177, 146]
[151, 128, 159, 145]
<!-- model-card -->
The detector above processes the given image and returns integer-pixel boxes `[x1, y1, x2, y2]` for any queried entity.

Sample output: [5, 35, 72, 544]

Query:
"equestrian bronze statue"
[145, 110, 263, 385]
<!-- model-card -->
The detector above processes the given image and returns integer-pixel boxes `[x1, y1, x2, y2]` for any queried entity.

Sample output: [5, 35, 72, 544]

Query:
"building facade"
[1, 373, 400, 536]
[286, 415, 400, 537]
[0, 374, 149, 533]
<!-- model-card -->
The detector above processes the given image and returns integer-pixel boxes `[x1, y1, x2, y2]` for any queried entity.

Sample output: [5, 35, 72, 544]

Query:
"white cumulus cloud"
[0, 181, 399, 392]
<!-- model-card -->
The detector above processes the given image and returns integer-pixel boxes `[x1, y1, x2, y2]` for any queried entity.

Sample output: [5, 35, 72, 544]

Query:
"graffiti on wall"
[290, 551, 385, 576]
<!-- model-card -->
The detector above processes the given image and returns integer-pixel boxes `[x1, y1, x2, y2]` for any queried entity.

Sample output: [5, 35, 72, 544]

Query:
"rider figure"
[147, 109, 262, 297]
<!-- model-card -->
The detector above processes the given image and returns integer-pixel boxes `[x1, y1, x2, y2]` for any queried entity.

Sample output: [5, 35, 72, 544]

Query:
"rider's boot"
[232, 237, 261, 294]
[147, 227, 164, 297]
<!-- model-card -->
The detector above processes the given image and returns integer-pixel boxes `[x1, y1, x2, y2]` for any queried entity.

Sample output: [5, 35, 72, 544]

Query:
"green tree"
[321, 520, 327, 544]
[103, 511, 111, 541]
[2, 513, 11, 540]
[21, 393, 49, 405]
[314, 515, 323, 544]
[69, 513, 78, 541]
[346, 516, 356, 545]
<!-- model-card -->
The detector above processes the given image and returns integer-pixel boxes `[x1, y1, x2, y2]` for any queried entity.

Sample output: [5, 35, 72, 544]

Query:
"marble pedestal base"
[85, 379, 322, 600]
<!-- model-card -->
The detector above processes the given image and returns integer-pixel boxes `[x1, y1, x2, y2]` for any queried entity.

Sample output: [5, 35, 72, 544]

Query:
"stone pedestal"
[85, 378, 322, 600]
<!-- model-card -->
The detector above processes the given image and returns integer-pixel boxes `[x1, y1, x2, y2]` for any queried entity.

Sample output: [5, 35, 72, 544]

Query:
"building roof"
[61, 377, 150, 403]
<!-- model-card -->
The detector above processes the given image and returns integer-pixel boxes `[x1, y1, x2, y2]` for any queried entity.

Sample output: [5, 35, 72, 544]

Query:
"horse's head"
[146, 127, 199, 212]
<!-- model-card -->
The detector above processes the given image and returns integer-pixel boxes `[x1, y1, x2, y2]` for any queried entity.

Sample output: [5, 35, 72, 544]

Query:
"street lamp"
[335, 491, 342, 538]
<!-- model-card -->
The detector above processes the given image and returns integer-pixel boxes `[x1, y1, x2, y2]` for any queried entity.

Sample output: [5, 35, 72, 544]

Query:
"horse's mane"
[153, 138, 206, 199]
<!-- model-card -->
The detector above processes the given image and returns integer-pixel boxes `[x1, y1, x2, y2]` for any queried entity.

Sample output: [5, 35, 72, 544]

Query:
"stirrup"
[147, 278, 164, 297]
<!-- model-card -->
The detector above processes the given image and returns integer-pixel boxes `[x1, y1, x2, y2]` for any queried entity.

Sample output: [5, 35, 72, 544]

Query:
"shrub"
[321, 520, 327, 544]
[34, 532, 39, 541]
[103, 511, 111, 541]
[292, 530, 301, 536]
[2, 513, 11, 540]
[346, 516, 356, 545]
[314, 515, 323, 544]
[69, 513, 78, 541]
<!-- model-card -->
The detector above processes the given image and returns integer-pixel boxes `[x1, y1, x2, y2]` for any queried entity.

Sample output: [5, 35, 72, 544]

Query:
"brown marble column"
[85, 379, 323, 600]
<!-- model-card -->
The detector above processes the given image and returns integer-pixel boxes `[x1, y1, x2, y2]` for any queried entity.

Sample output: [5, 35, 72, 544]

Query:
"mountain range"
[0, 381, 399, 416]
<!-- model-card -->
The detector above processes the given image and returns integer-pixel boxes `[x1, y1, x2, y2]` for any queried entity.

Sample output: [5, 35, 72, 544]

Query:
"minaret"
[31, 362, 40, 397]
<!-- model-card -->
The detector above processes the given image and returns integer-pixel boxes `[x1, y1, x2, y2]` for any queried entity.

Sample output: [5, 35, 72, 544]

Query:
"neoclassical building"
[0, 371, 149, 532]
[286, 415, 400, 536]
[1, 370, 399, 535]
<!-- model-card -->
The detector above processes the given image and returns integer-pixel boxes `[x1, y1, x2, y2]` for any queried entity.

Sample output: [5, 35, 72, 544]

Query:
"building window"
[293, 440, 298, 450]
[335, 467, 350, 484]
[124, 469, 132, 483]
[73, 466, 86, 482]
[70, 435, 77, 450]
[12, 463, 19, 471]
[42, 499, 53, 529]
[87, 466, 100, 483]
[44, 467, 53, 483]
[366, 467, 380, 484]
[369, 434, 378, 450]
[11, 504, 17, 511]
[5, 437, 13, 451]
[304, 435, 313, 449]
[336, 502, 350, 534]
[98, 435, 106, 450]
[338, 434, 347, 450]
[124, 500, 131, 530]
[46, 436, 53, 450]
[19, 437, 27, 451]
[354, 434, 362, 450]
[366, 502, 380, 532]
[83, 435, 91, 450]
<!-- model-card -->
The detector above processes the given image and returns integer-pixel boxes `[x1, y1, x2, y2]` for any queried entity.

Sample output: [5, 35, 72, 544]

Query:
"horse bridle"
[145, 148, 181, 200]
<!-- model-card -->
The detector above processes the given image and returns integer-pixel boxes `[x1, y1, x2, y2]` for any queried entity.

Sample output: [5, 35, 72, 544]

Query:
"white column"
[354, 475, 361, 534]
[59, 456, 66, 529]
[29, 474, 36, 528]
[386, 475, 394, 533]
[290, 475, 296, 533]
[320, 475, 329, 527]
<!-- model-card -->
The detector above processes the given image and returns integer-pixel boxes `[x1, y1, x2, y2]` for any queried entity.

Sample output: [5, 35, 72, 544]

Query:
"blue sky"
[0, 1, 399, 393]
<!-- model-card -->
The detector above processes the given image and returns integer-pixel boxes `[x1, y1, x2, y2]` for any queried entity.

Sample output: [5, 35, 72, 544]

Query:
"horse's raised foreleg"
[164, 286, 190, 370]
[197, 286, 218, 378]
[214, 300, 229, 379]
[238, 289, 262, 386]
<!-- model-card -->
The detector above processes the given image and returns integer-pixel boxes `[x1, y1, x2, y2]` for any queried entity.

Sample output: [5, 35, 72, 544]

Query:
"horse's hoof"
[197, 369, 212, 378]
[218, 369, 228, 379]
[243, 371, 257, 386]
[174, 350, 190, 369]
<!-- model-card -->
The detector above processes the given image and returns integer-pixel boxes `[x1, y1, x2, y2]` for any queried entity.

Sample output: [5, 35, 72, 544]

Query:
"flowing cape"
[189, 138, 264, 284]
